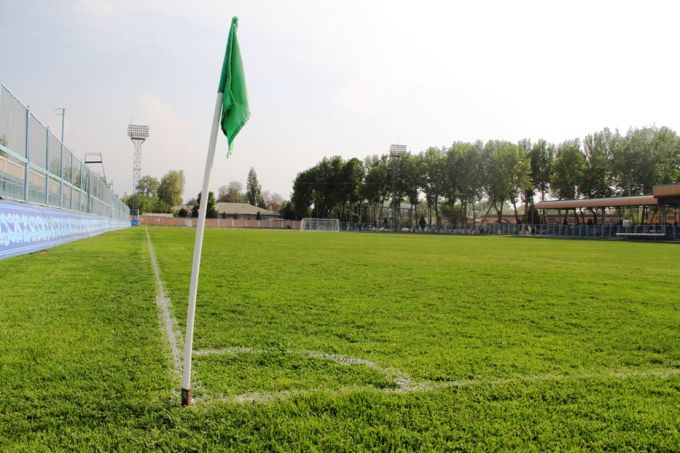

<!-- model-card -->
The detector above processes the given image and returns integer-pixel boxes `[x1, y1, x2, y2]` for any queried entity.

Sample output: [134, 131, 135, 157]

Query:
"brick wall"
[139, 215, 301, 230]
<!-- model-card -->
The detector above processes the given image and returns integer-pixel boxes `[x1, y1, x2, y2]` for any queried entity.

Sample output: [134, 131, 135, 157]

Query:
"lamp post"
[128, 124, 149, 193]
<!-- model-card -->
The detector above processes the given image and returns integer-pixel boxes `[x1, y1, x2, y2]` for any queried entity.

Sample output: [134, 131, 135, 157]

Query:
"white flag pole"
[181, 92, 224, 406]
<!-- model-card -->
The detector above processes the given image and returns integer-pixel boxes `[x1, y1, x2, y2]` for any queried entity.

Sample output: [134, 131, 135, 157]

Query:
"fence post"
[80, 160, 84, 212]
[44, 127, 49, 204]
[24, 107, 30, 201]
[59, 138, 64, 208]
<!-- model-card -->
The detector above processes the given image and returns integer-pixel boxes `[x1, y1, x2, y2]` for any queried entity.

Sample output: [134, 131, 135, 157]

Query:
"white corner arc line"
[193, 346, 680, 404]
[145, 227, 183, 376]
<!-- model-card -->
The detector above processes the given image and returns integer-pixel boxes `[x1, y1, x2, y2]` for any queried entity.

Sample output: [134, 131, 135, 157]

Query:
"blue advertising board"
[0, 200, 129, 260]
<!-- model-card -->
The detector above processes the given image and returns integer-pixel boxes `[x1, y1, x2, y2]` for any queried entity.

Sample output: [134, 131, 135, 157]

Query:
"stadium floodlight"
[128, 125, 149, 193]
[389, 144, 407, 228]
[389, 144, 407, 157]
[300, 218, 340, 232]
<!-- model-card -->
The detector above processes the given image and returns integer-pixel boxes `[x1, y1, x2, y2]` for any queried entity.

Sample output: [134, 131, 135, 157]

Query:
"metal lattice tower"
[128, 125, 149, 192]
[389, 144, 407, 228]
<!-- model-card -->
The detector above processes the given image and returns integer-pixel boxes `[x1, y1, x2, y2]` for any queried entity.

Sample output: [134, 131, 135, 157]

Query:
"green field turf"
[1, 227, 679, 450]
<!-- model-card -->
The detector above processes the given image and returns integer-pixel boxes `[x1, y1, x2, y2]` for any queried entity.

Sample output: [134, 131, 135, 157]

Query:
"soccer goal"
[300, 218, 340, 232]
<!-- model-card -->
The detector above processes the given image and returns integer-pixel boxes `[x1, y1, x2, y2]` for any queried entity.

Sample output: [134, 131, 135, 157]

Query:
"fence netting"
[0, 83, 128, 221]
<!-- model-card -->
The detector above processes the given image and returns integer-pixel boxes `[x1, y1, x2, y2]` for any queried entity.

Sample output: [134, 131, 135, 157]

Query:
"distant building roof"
[537, 196, 658, 210]
[215, 202, 277, 216]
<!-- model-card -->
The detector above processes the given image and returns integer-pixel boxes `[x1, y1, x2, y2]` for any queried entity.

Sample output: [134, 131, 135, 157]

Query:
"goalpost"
[300, 218, 340, 232]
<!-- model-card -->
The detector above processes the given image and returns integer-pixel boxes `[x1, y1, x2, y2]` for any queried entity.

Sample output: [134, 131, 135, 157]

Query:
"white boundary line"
[145, 227, 183, 376]
[194, 346, 680, 404]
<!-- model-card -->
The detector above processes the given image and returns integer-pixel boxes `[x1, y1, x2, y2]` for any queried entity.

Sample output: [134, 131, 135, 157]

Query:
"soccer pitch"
[1, 227, 678, 450]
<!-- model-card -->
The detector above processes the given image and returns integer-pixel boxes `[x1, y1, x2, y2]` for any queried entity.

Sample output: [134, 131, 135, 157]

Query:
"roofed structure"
[535, 184, 680, 225]
[536, 196, 657, 210]
[215, 202, 279, 220]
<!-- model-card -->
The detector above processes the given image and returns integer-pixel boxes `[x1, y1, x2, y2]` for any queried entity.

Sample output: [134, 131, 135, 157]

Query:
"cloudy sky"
[2, 0, 679, 201]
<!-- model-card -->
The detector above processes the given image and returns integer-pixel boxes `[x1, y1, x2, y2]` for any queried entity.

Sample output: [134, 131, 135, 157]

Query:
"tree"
[158, 170, 185, 207]
[446, 142, 483, 225]
[246, 167, 264, 207]
[481, 141, 529, 223]
[261, 191, 284, 212]
[361, 155, 390, 224]
[192, 191, 217, 218]
[653, 127, 680, 185]
[420, 147, 446, 227]
[550, 140, 586, 223]
[551, 140, 585, 199]
[291, 168, 315, 219]
[218, 181, 245, 203]
[123, 193, 169, 214]
[528, 140, 555, 202]
[341, 158, 365, 223]
[135, 175, 160, 197]
[579, 129, 616, 224]
[400, 153, 423, 226]
[279, 200, 296, 220]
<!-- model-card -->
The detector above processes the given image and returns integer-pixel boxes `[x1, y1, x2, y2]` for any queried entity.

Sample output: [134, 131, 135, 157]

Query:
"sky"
[2, 0, 680, 202]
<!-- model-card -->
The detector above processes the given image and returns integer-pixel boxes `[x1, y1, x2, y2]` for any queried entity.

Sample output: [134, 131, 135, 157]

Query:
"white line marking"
[194, 346, 680, 404]
[145, 227, 183, 376]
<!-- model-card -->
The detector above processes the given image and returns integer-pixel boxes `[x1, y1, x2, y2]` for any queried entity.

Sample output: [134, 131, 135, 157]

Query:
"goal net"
[300, 218, 340, 232]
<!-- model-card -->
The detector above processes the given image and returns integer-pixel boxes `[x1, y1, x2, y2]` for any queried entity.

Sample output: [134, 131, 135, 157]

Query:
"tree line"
[124, 170, 186, 214]
[125, 166, 284, 218]
[216, 167, 284, 212]
[290, 126, 680, 225]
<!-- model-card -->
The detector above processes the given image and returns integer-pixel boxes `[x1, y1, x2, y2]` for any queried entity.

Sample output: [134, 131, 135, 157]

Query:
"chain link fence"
[0, 83, 128, 221]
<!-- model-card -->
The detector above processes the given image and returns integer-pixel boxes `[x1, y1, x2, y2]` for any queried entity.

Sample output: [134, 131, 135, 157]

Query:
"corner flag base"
[181, 388, 192, 406]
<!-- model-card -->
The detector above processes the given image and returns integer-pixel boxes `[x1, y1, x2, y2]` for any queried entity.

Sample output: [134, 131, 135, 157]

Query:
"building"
[536, 184, 680, 225]
[215, 202, 279, 220]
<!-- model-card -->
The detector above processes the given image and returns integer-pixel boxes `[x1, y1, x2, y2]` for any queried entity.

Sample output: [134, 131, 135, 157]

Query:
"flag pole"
[181, 92, 224, 406]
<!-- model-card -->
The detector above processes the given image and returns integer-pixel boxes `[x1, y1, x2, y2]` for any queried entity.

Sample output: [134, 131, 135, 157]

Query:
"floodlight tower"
[128, 124, 149, 192]
[389, 144, 407, 229]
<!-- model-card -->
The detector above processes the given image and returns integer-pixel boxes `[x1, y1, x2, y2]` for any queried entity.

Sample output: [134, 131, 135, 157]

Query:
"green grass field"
[1, 227, 679, 450]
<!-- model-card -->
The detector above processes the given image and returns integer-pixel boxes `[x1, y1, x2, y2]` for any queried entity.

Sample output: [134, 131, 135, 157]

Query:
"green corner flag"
[218, 17, 250, 156]
[181, 17, 251, 406]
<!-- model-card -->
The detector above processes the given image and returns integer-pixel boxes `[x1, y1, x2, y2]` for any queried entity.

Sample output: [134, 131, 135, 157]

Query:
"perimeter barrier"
[341, 222, 678, 241]
[0, 83, 129, 259]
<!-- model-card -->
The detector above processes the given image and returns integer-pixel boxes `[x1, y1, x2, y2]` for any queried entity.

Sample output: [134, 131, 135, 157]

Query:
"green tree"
[611, 127, 666, 196]
[481, 141, 529, 223]
[135, 175, 160, 197]
[123, 193, 169, 214]
[420, 147, 446, 227]
[361, 155, 390, 224]
[400, 153, 423, 226]
[529, 139, 555, 202]
[246, 167, 265, 208]
[279, 200, 296, 220]
[551, 140, 585, 200]
[342, 157, 365, 223]
[653, 127, 680, 185]
[218, 181, 245, 203]
[158, 170, 185, 207]
[192, 191, 217, 218]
